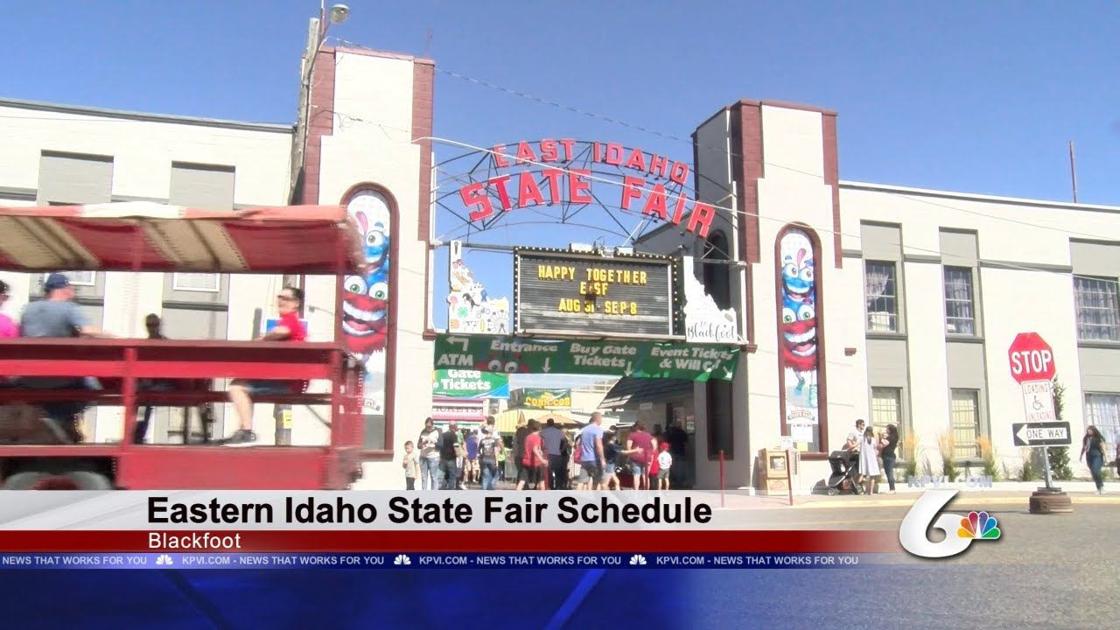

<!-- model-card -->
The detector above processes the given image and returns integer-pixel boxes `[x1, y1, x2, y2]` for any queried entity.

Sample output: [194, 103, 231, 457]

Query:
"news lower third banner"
[0, 492, 899, 569]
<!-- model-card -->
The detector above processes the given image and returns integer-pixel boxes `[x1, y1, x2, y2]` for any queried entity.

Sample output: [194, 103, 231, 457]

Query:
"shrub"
[1019, 447, 1039, 481]
[937, 432, 958, 482]
[1048, 379, 1073, 481]
[1048, 447, 1073, 481]
[978, 436, 999, 481]
[902, 434, 919, 479]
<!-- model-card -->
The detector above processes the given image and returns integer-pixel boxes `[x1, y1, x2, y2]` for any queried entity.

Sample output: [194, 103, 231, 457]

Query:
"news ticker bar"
[0, 530, 901, 553]
[0, 553, 878, 570]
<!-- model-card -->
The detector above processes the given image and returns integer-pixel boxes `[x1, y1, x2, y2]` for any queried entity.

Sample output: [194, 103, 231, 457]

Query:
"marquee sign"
[514, 248, 678, 337]
[440, 139, 716, 241]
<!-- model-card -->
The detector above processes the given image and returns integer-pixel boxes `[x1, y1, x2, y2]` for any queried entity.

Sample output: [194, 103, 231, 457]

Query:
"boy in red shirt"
[225, 286, 307, 446]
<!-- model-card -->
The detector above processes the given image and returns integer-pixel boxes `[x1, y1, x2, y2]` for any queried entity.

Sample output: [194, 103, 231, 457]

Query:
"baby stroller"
[825, 450, 862, 495]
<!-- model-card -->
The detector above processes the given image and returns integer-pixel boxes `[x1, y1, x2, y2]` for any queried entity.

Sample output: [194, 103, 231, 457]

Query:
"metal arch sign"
[438, 139, 718, 240]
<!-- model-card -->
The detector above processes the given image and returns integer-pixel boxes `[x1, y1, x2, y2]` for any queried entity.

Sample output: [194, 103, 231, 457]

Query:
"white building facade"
[642, 100, 1120, 491]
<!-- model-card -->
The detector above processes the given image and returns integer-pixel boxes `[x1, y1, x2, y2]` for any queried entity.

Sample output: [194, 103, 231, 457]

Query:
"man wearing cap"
[19, 273, 112, 440]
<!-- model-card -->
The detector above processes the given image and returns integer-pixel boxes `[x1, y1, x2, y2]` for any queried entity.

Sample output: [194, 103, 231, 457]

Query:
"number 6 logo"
[899, 490, 1001, 558]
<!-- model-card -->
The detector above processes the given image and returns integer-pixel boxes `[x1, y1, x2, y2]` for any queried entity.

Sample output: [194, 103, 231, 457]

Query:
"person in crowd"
[648, 436, 661, 484]
[513, 416, 528, 488]
[465, 428, 480, 485]
[664, 418, 689, 488]
[602, 429, 621, 490]
[19, 273, 113, 441]
[626, 421, 655, 490]
[402, 440, 419, 490]
[438, 421, 461, 490]
[656, 442, 673, 490]
[496, 436, 508, 482]
[858, 426, 880, 495]
[879, 424, 899, 494]
[0, 279, 17, 339]
[1080, 425, 1107, 495]
[455, 440, 468, 489]
[540, 417, 566, 490]
[847, 419, 866, 452]
[225, 286, 306, 445]
[517, 419, 546, 490]
[134, 313, 171, 443]
[478, 425, 502, 490]
[576, 412, 606, 490]
[829, 418, 866, 481]
[0, 280, 17, 387]
[418, 417, 441, 490]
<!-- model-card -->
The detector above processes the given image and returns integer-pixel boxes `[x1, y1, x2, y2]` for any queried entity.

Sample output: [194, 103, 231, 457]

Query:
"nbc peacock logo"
[957, 511, 1001, 540]
[900, 490, 1003, 558]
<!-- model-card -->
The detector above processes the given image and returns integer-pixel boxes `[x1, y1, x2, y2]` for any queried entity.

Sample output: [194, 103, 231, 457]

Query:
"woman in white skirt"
[858, 426, 881, 495]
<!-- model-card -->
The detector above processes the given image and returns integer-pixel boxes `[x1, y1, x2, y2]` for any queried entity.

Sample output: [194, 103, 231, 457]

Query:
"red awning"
[0, 202, 365, 274]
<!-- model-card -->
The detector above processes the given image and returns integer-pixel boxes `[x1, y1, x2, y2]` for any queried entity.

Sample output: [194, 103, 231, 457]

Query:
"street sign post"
[1012, 421, 1072, 447]
[1008, 332, 1072, 514]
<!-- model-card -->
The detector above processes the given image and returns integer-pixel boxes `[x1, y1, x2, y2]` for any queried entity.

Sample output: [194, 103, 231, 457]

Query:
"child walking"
[402, 441, 419, 490]
[656, 442, 673, 490]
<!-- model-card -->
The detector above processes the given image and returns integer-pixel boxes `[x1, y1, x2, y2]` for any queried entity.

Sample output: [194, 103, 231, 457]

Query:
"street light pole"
[290, 4, 350, 204]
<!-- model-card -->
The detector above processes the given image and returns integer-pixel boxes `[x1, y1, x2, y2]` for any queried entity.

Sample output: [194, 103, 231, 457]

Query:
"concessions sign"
[514, 388, 572, 409]
[515, 248, 677, 337]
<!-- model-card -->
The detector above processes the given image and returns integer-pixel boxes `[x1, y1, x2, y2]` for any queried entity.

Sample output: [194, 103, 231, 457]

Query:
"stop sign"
[1008, 332, 1056, 383]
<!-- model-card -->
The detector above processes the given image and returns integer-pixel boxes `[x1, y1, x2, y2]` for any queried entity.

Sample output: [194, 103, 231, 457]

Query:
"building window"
[865, 261, 898, 332]
[1084, 393, 1120, 446]
[870, 387, 903, 440]
[950, 389, 981, 459]
[1074, 277, 1120, 342]
[172, 273, 221, 293]
[944, 267, 976, 335]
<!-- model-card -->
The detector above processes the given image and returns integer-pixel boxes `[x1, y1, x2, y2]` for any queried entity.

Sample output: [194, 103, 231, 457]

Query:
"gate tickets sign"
[434, 334, 738, 381]
[432, 369, 510, 400]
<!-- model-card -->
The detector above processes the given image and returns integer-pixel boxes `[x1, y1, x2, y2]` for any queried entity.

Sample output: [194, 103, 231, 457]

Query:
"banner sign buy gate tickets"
[434, 335, 738, 381]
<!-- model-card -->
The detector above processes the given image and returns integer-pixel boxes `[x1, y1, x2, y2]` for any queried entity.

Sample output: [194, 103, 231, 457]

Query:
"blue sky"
[4, 1, 1119, 340]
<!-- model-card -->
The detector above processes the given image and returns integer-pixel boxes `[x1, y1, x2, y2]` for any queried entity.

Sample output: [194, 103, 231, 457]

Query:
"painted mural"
[343, 190, 391, 417]
[778, 228, 820, 448]
[447, 241, 510, 334]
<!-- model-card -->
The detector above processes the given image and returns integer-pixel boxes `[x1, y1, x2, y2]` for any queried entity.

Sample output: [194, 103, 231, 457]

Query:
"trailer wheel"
[2, 471, 113, 490]
[2, 472, 49, 490]
[64, 471, 114, 490]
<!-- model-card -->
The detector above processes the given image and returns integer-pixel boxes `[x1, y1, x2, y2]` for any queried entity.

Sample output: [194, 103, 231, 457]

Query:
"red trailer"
[0, 202, 367, 489]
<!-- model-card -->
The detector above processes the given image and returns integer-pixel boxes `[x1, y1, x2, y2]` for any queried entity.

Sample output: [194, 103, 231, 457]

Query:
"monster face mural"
[344, 189, 391, 416]
[778, 228, 821, 448]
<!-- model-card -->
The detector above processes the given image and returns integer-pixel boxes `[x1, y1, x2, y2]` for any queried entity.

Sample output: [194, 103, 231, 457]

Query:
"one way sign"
[1012, 422, 1072, 447]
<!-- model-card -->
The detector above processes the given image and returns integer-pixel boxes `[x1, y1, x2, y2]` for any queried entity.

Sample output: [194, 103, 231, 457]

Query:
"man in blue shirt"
[576, 412, 606, 490]
[20, 273, 111, 441]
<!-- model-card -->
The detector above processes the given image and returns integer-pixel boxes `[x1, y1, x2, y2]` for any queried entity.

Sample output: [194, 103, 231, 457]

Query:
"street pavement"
[680, 489, 1120, 629]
